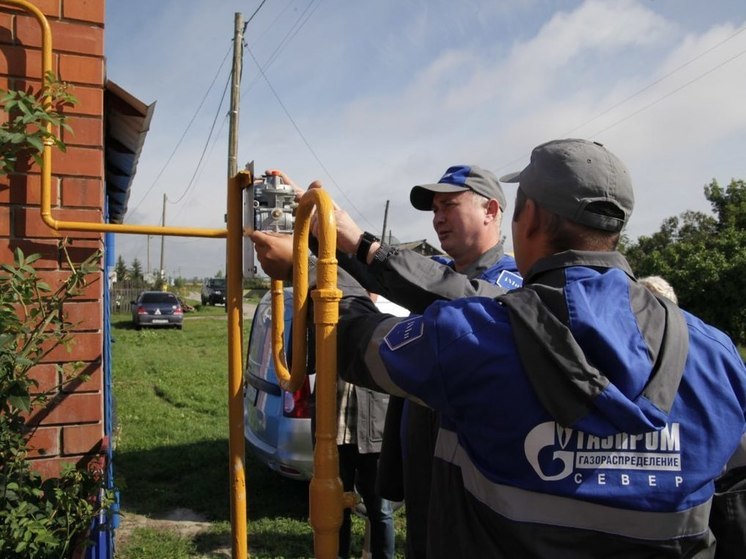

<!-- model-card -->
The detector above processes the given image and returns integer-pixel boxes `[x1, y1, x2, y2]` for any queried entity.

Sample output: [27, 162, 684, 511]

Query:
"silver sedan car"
[243, 288, 407, 480]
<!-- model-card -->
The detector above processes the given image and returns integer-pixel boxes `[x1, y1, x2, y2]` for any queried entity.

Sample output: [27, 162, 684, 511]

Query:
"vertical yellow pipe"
[279, 189, 351, 558]
[227, 171, 251, 558]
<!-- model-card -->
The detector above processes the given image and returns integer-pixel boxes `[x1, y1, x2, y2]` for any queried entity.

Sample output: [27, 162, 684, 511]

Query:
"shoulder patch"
[496, 270, 522, 291]
[383, 317, 424, 351]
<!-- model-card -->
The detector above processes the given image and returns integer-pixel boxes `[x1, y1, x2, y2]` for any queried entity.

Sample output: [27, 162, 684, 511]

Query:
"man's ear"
[521, 198, 541, 239]
[485, 199, 500, 223]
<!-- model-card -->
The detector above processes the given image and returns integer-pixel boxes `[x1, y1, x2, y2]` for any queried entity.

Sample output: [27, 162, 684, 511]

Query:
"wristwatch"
[356, 231, 380, 263]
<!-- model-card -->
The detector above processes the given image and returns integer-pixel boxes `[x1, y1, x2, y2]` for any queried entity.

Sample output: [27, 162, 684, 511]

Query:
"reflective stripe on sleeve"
[435, 429, 711, 541]
[363, 316, 411, 399]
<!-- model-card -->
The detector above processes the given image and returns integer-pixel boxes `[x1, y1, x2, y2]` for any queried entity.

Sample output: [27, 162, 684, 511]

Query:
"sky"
[105, 0, 746, 279]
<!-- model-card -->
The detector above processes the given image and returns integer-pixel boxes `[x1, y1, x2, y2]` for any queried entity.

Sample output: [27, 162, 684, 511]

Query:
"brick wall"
[0, 0, 106, 478]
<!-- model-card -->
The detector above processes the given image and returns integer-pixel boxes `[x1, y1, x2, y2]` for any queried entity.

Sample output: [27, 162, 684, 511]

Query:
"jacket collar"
[523, 250, 634, 285]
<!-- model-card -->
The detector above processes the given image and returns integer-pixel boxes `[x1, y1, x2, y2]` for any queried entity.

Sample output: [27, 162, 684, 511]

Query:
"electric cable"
[126, 44, 233, 219]
[494, 24, 746, 174]
[246, 43, 379, 231]
[590, 45, 746, 138]
[167, 71, 232, 205]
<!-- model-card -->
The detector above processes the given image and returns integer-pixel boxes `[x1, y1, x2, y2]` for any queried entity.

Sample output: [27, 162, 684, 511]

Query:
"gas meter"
[243, 165, 298, 277]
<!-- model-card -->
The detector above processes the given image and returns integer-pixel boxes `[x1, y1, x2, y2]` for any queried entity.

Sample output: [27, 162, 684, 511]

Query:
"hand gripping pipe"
[270, 188, 354, 559]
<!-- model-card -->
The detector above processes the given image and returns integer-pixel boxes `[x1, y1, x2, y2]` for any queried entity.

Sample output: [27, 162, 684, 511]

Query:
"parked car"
[201, 277, 226, 306]
[131, 291, 184, 330]
[243, 287, 407, 480]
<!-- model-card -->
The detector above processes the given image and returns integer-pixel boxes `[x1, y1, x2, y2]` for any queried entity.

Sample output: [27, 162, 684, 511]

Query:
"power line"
[168, 71, 232, 205]
[494, 24, 746, 174]
[591, 46, 746, 138]
[126, 44, 233, 219]
[240, 0, 322, 98]
[562, 23, 746, 139]
[245, 43, 379, 231]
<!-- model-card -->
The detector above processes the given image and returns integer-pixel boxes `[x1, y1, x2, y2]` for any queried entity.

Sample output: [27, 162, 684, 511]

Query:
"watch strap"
[356, 231, 380, 263]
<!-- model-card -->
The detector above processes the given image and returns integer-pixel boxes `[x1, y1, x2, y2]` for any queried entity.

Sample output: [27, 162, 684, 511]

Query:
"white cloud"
[106, 0, 746, 277]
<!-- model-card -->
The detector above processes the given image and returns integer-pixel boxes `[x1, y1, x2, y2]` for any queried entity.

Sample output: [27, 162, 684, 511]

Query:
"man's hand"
[250, 230, 294, 281]
[264, 169, 306, 203]
[333, 207, 365, 256]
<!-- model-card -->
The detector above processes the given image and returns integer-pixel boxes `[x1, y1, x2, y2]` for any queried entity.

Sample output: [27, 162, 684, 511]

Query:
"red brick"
[59, 239, 102, 268]
[2, 173, 39, 205]
[42, 331, 102, 363]
[62, 0, 104, 25]
[27, 0, 61, 19]
[61, 176, 102, 207]
[52, 145, 103, 177]
[37, 268, 102, 300]
[27, 426, 60, 458]
[0, 12, 13, 45]
[62, 423, 103, 454]
[62, 115, 102, 147]
[0, 176, 8, 205]
[62, 361, 102, 392]
[62, 299, 101, 330]
[0, 44, 43, 79]
[59, 52, 102, 86]
[29, 363, 60, 393]
[0, 205, 8, 235]
[29, 457, 65, 478]
[16, 16, 103, 56]
[0, 238, 60, 269]
[64, 83, 102, 117]
[0, 1, 61, 19]
[28, 455, 102, 480]
[15, 206, 103, 238]
[31, 391, 102, 425]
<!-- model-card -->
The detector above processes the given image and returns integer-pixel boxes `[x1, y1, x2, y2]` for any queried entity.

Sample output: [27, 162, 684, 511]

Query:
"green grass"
[111, 311, 405, 558]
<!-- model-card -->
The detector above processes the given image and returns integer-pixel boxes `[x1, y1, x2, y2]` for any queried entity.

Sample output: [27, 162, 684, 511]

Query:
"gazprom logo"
[525, 422, 575, 481]
[524, 421, 682, 481]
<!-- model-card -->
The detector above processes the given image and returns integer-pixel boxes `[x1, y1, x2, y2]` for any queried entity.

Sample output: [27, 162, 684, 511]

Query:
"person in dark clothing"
[252, 165, 519, 557]
[324, 139, 746, 558]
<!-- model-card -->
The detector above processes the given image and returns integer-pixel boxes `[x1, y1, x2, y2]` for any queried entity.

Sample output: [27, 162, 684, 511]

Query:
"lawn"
[110, 302, 405, 558]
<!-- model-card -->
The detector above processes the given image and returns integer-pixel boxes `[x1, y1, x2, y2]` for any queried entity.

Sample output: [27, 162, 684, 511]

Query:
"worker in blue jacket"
[333, 139, 746, 558]
[252, 165, 520, 557]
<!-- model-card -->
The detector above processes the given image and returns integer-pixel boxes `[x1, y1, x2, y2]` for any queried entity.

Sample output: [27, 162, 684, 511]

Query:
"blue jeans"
[338, 444, 395, 559]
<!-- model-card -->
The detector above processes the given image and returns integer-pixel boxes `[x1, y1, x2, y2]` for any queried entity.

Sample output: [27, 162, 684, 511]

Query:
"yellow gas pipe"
[271, 188, 354, 559]
[4, 2, 250, 557]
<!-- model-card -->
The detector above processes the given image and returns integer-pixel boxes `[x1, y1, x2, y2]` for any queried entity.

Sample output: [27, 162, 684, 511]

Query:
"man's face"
[431, 190, 487, 259]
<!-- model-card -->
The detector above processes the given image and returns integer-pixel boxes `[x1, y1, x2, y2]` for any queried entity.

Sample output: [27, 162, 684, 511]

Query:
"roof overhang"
[104, 80, 155, 224]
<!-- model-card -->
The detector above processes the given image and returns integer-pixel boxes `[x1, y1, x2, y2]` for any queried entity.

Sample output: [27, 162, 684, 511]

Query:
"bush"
[0, 248, 112, 558]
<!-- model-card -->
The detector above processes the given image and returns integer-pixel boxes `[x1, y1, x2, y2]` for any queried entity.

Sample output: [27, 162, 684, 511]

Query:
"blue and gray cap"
[410, 165, 507, 212]
[500, 139, 634, 233]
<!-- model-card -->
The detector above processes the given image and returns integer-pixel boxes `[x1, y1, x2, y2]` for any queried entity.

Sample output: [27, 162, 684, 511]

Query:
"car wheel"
[135, 324, 141, 331]
[176, 324, 183, 330]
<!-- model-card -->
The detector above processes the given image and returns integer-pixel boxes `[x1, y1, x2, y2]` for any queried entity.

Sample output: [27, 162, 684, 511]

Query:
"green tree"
[623, 179, 746, 343]
[114, 255, 128, 282]
[130, 258, 144, 283]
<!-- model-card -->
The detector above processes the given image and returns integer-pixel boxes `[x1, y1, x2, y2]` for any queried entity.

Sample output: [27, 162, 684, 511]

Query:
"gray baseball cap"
[500, 139, 634, 232]
[410, 165, 507, 212]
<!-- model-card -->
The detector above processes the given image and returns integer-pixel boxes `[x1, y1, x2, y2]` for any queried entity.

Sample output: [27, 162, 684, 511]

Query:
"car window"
[210, 279, 226, 288]
[141, 293, 178, 304]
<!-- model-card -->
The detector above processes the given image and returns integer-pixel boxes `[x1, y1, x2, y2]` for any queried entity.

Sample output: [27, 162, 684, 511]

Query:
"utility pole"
[146, 235, 151, 273]
[381, 199, 390, 241]
[227, 14, 243, 180]
[159, 193, 166, 282]
[226, 13, 247, 559]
